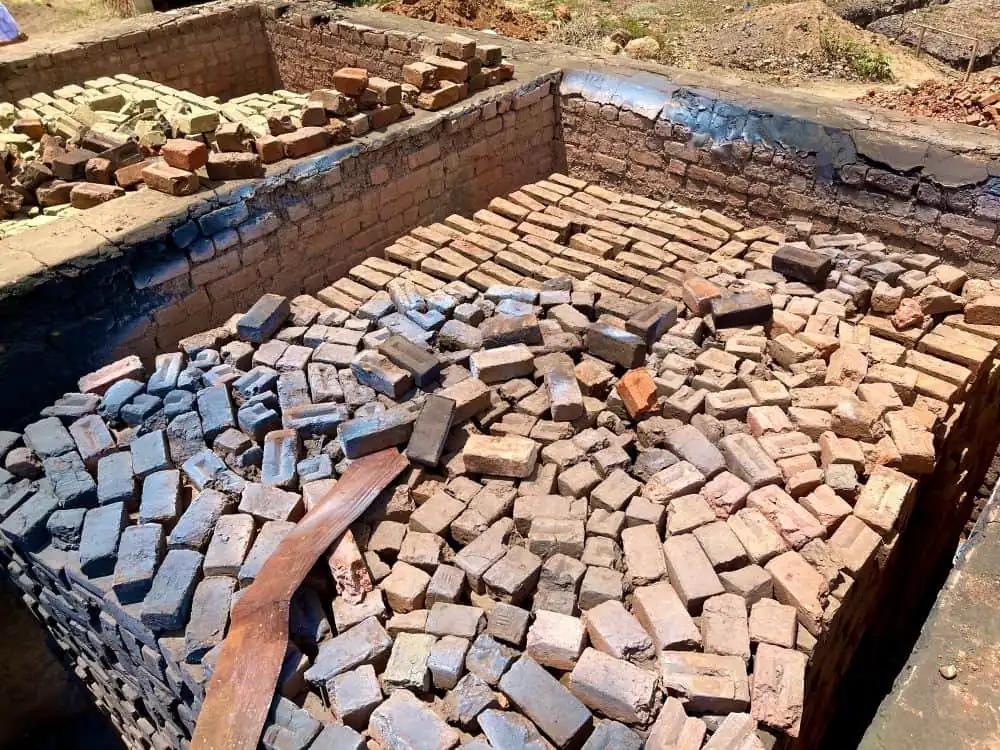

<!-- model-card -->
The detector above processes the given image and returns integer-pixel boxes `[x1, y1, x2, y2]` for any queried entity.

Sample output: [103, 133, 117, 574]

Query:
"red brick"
[162, 139, 208, 171]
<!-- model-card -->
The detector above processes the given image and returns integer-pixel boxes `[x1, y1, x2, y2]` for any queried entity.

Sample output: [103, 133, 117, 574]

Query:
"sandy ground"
[6, 0, 117, 39]
[0, 0, 981, 104]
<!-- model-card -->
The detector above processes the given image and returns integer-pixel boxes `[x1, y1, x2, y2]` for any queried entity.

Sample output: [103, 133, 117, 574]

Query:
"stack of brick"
[1, 172, 998, 750]
[403, 34, 514, 112]
[0, 56, 481, 232]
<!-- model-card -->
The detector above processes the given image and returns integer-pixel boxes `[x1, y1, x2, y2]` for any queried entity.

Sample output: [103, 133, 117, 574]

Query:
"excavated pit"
[3, 3, 1000, 750]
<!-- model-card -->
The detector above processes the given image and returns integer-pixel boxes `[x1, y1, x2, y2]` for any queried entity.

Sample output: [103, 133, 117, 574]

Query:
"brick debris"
[2, 172, 999, 749]
[0, 33, 512, 235]
[857, 74, 1000, 131]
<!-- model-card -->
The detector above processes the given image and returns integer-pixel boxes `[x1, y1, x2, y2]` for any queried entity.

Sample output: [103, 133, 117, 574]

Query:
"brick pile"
[857, 74, 1000, 130]
[0, 44, 515, 236]
[2, 172, 999, 750]
[403, 34, 514, 112]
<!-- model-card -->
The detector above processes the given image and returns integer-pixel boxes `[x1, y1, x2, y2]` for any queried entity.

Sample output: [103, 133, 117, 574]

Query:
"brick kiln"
[4, 170, 1000, 750]
[1, 3, 1000, 750]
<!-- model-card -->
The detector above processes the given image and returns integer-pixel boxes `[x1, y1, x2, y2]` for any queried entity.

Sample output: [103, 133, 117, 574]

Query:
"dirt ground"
[380, 0, 548, 40]
[668, 0, 942, 92]
[868, 0, 1000, 68]
[376, 0, 956, 96]
[1, 0, 994, 107]
[6, 0, 117, 39]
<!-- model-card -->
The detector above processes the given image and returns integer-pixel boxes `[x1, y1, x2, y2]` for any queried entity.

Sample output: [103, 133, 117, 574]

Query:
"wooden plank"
[191, 448, 409, 750]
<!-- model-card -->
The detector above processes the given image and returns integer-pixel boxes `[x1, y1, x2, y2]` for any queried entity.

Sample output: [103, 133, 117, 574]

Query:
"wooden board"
[191, 447, 409, 750]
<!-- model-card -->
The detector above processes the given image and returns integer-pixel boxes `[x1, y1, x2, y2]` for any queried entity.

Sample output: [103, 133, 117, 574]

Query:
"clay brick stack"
[0, 55, 497, 236]
[404, 34, 515, 112]
[2, 172, 998, 750]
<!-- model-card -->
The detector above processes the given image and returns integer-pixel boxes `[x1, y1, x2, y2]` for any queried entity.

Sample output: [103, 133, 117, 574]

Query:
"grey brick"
[466, 633, 517, 687]
[238, 294, 290, 343]
[140, 549, 203, 632]
[96, 451, 136, 507]
[40, 394, 99, 422]
[239, 483, 303, 523]
[121, 394, 162, 425]
[429, 635, 470, 691]
[0, 479, 34, 521]
[340, 408, 417, 459]
[306, 363, 344, 403]
[139, 470, 181, 525]
[498, 655, 592, 748]
[98, 379, 145, 421]
[304, 616, 392, 686]
[479, 709, 552, 750]
[369, 690, 461, 750]
[0, 431, 19, 465]
[166, 411, 206, 464]
[197, 386, 235, 442]
[184, 575, 235, 663]
[266, 696, 321, 748]
[272, 365, 309, 406]
[238, 520, 294, 585]
[147, 352, 184, 397]
[238, 401, 282, 442]
[666, 425, 727, 478]
[43, 452, 97, 508]
[204, 513, 255, 576]
[0, 483, 59, 550]
[46, 507, 86, 550]
[443, 672, 498, 728]
[405, 394, 455, 468]
[182, 448, 245, 495]
[168, 489, 231, 551]
[113, 523, 165, 604]
[378, 334, 443, 387]
[262, 429, 300, 489]
[581, 721, 643, 750]
[330, 663, 383, 729]
[23, 416, 75, 458]
[233, 365, 279, 399]
[296, 455, 332, 483]
[310, 724, 365, 750]
[79, 502, 127, 578]
[129, 430, 171, 478]
[164, 389, 196, 418]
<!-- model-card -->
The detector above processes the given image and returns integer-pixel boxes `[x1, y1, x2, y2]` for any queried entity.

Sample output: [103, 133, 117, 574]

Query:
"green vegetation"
[819, 30, 894, 82]
[547, 11, 673, 62]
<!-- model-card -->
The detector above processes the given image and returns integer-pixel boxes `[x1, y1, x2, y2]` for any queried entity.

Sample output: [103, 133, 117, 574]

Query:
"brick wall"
[557, 68, 1000, 277]
[0, 2, 275, 102]
[0, 74, 558, 427]
[262, 7, 432, 89]
[793, 359, 1000, 749]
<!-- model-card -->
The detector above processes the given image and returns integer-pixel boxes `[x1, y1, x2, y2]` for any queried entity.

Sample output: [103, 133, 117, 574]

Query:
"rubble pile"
[857, 74, 1000, 130]
[2, 172, 999, 750]
[0, 35, 514, 236]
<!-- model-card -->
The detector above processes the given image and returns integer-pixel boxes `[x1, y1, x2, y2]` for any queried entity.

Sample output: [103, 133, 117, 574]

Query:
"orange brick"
[616, 368, 658, 418]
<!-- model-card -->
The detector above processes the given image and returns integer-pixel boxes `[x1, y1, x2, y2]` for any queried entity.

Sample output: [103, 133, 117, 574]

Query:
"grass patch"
[820, 30, 894, 81]
[548, 11, 672, 56]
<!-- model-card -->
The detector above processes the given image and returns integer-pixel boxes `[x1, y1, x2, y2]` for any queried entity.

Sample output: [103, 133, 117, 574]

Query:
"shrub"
[820, 30, 894, 82]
